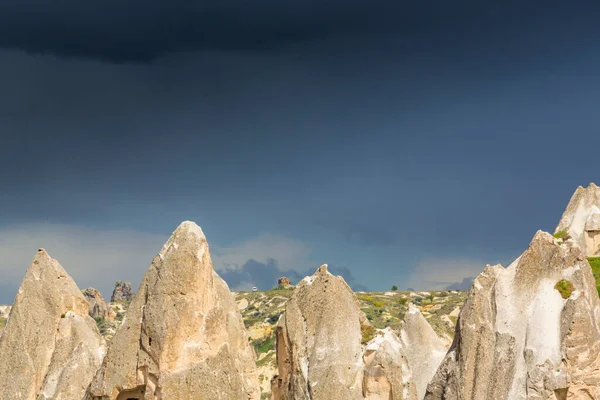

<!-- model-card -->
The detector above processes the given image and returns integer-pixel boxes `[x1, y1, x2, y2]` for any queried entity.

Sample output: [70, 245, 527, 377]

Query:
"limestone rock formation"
[110, 280, 134, 302]
[0, 249, 106, 400]
[271, 264, 418, 400]
[0, 305, 11, 319]
[86, 221, 260, 400]
[425, 231, 600, 400]
[363, 328, 418, 400]
[82, 287, 109, 320]
[271, 264, 365, 399]
[400, 304, 449, 400]
[555, 182, 600, 256]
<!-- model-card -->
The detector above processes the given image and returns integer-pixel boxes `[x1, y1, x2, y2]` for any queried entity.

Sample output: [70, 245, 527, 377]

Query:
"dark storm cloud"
[219, 258, 368, 292]
[445, 277, 475, 291]
[1, 0, 599, 62]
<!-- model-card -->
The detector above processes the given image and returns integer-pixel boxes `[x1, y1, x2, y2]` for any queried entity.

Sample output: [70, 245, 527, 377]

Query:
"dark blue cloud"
[445, 277, 474, 291]
[219, 258, 368, 292]
[0, 1, 599, 62]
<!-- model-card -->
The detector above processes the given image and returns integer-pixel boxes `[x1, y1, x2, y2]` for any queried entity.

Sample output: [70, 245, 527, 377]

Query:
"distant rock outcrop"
[425, 231, 600, 399]
[555, 182, 600, 256]
[82, 287, 109, 320]
[0, 249, 106, 400]
[272, 264, 422, 400]
[86, 221, 260, 399]
[110, 280, 134, 302]
[278, 276, 292, 288]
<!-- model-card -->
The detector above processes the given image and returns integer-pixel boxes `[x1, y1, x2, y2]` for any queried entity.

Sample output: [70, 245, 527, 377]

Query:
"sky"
[2, 1, 600, 303]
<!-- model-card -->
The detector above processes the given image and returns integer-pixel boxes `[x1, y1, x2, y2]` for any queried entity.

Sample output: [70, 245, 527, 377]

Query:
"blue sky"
[1, 1, 600, 302]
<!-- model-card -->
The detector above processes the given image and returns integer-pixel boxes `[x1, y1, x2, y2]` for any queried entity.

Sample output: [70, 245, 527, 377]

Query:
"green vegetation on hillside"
[587, 257, 600, 298]
[361, 324, 377, 344]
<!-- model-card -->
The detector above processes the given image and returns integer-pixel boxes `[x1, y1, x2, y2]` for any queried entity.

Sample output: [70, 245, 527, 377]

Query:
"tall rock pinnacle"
[425, 231, 600, 399]
[86, 221, 261, 399]
[555, 182, 600, 256]
[272, 264, 426, 400]
[0, 249, 106, 400]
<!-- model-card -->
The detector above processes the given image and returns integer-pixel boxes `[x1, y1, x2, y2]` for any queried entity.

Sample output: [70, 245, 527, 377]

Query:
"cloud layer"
[0, 222, 366, 304]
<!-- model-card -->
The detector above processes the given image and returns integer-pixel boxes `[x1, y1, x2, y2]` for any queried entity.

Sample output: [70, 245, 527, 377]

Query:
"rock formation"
[0, 305, 11, 319]
[400, 304, 449, 400]
[278, 276, 292, 289]
[0, 249, 106, 400]
[82, 287, 109, 320]
[86, 221, 260, 400]
[110, 280, 134, 302]
[363, 328, 418, 400]
[425, 231, 600, 399]
[271, 264, 421, 400]
[555, 182, 600, 257]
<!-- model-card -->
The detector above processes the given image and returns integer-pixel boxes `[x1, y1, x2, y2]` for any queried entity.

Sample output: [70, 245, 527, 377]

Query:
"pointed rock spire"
[400, 304, 449, 400]
[555, 182, 600, 256]
[272, 264, 420, 400]
[425, 231, 600, 399]
[0, 249, 106, 399]
[86, 221, 260, 399]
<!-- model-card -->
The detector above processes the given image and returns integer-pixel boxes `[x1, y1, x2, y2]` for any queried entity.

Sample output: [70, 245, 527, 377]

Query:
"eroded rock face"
[82, 287, 109, 320]
[272, 265, 419, 400]
[425, 231, 600, 400]
[400, 304, 449, 400]
[110, 280, 134, 302]
[555, 182, 600, 256]
[271, 265, 365, 400]
[86, 221, 260, 400]
[0, 249, 106, 400]
[363, 328, 418, 400]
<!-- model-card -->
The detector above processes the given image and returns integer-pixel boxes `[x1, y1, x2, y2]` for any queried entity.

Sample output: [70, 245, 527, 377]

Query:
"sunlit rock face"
[0, 249, 106, 400]
[272, 264, 449, 400]
[425, 231, 600, 400]
[86, 221, 261, 400]
[555, 182, 600, 257]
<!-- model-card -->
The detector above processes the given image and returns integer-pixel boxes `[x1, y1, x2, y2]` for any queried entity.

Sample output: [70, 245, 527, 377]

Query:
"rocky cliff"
[86, 221, 260, 399]
[425, 231, 600, 399]
[0, 249, 106, 400]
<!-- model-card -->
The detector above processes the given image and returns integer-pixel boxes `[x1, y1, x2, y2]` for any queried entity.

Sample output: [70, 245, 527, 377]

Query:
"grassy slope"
[587, 257, 600, 297]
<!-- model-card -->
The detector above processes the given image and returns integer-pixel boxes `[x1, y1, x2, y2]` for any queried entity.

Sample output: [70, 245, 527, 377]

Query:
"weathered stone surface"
[555, 182, 600, 256]
[271, 264, 365, 400]
[82, 287, 109, 320]
[272, 265, 419, 400]
[0, 249, 106, 400]
[110, 280, 134, 302]
[400, 304, 448, 400]
[363, 328, 418, 400]
[278, 276, 292, 288]
[0, 305, 11, 319]
[86, 221, 260, 400]
[425, 231, 600, 400]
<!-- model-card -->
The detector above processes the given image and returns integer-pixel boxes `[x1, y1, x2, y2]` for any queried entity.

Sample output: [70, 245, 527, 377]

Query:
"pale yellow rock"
[400, 304, 448, 400]
[0, 249, 106, 400]
[425, 231, 600, 399]
[86, 221, 260, 400]
[555, 182, 600, 256]
[272, 265, 418, 400]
